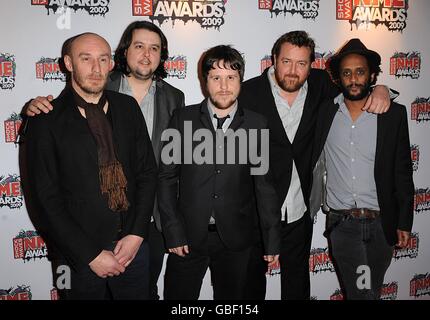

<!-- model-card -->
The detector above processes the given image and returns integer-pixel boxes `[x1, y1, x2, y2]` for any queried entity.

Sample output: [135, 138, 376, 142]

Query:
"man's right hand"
[168, 245, 189, 257]
[89, 250, 126, 278]
[25, 95, 54, 116]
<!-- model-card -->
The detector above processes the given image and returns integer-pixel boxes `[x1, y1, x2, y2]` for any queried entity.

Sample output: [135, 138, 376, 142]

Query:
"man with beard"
[239, 31, 392, 300]
[25, 33, 158, 299]
[312, 38, 414, 299]
[157, 45, 281, 300]
[23, 21, 184, 300]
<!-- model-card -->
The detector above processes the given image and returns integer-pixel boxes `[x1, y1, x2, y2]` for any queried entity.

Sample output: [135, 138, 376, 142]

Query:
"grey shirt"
[324, 93, 380, 210]
[119, 75, 156, 139]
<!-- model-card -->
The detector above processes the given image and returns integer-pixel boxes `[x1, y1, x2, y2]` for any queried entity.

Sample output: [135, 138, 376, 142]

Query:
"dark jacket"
[106, 71, 185, 230]
[26, 88, 158, 270]
[157, 100, 281, 255]
[313, 99, 414, 245]
[239, 68, 338, 219]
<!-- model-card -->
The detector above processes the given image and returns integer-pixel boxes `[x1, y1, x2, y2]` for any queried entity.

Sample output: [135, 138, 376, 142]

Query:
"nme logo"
[13, 230, 48, 261]
[411, 144, 419, 172]
[380, 282, 398, 300]
[390, 52, 420, 79]
[410, 273, 430, 298]
[311, 51, 334, 70]
[411, 98, 430, 123]
[414, 188, 430, 214]
[309, 247, 335, 274]
[394, 232, 419, 260]
[4, 113, 22, 144]
[330, 289, 344, 300]
[35, 57, 66, 81]
[0, 53, 16, 90]
[336, 0, 408, 32]
[164, 55, 187, 79]
[259, 0, 272, 10]
[0, 285, 32, 300]
[259, 0, 320, 20]
[260, 55, 272, 73]
[132, 0, 153, 16]
[32, 0, 48, 4]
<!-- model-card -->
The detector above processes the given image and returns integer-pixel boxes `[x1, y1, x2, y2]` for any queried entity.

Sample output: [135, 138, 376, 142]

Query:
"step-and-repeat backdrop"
[1, 0, 429, 300]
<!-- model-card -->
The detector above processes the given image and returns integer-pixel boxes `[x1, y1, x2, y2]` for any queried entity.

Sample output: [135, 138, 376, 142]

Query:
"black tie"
[214, 114, 230, 130]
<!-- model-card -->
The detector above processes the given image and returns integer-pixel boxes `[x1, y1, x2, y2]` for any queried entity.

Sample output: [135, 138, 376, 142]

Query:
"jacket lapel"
[375, 113, 386, 172]
[199, 100, 216, 134]
[152, 81, 169, 164]
[258, 69, 290, 145]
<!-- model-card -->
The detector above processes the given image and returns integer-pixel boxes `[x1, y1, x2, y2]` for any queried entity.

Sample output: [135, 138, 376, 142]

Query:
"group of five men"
[23, 20, 414, 300]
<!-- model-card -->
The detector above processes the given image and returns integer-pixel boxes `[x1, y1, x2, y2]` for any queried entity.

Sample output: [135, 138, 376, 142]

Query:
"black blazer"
[106, 71, 185, 230]
[157, 100, 281, 255]
[239, 68, 338, 218]
[25, 88, 158, 270]
[313, 99, 414, 246]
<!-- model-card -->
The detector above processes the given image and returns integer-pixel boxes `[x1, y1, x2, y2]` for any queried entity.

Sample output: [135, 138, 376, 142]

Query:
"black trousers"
[52, 242, 149, 300]
[244, 213, 313, 300]
[164, 229, 251, 300]
[148, 221, 167, 300]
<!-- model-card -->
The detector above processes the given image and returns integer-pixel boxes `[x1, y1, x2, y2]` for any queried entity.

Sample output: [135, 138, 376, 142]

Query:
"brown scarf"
[72, 88, 129, 212]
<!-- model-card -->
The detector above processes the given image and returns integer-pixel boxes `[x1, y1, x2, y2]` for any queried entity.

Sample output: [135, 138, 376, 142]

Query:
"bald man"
[25, 33, 157, 300]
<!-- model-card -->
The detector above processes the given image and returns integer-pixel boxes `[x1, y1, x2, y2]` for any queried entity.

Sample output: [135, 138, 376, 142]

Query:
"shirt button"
[353, 194, 357, 197]
[351, 158, 355, 162]
[350, 142, 354, 145]
[218, 145, 223, 149]
[352, 176, 356, 180]
[352, 125, 355, 129]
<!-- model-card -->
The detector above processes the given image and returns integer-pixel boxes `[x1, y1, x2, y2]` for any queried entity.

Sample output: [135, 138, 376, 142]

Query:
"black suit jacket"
[239, 68, 338, 219]
[313, 99, 414, 246]
[157, 100, 281, 255]
[106, 71, 185, 230]
[25, 88, 158, 270]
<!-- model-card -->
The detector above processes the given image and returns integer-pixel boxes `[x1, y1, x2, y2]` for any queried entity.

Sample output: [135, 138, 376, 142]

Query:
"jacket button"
[213, 194, 219, 199]
[215, 169, 221, 174]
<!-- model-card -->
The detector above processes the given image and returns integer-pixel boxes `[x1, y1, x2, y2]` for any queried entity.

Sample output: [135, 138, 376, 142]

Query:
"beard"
[131, 65, 154, 81]
[210, 93, 237, 110]
[73, 72, 106, 95]
[341, 79, 372, 101]
[275, 69, 307, 93]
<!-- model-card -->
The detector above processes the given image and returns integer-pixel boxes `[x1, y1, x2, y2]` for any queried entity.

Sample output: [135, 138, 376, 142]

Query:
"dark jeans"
[244, 213, 313, 300]
[148, 221, 167, 300]
[53, 242, 150, 300]
[164, 230, 251, 300]
[327, 212, 393, 300]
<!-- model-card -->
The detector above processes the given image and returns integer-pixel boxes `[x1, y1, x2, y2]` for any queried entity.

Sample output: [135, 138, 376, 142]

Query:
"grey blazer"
[106, 71, 185, 230]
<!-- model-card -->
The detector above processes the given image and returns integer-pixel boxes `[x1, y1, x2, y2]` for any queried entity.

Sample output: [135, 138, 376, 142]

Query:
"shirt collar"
[207, 99, 238, 120]
[120, 75, 156, 96]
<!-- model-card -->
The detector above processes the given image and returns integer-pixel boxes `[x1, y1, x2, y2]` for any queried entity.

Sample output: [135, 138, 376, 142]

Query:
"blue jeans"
[327, 212, 393, 300]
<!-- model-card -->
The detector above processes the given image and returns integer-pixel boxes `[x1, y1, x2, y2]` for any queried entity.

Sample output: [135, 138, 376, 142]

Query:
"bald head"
[67, 32, 111, 57]
[64, 32, 114, 99]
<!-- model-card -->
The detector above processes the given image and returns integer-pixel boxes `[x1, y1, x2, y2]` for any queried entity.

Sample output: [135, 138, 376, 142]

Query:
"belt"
[330, 208, 380, 219]
[208, 224, 217, 232]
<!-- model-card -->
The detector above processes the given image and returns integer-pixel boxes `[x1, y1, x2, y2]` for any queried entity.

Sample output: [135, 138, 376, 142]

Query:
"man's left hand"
[114, 235, 144, 267]
[264, 254, 280, 268]
[362, 85, 390, 114]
